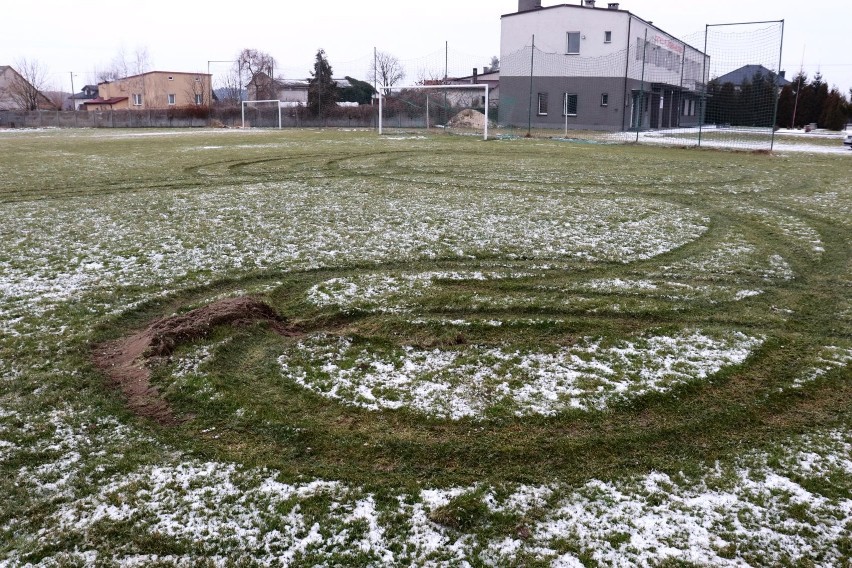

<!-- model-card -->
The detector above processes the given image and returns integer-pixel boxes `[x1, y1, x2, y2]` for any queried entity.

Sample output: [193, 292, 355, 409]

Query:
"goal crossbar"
[378, 84, 490, 140]
[241, 99, 282, 129]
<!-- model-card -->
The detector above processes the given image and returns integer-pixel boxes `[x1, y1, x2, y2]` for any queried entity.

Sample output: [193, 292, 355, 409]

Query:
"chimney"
[518, 0, 542, 12]
[584, 0, 596, 6]
[608, 2, 619, 9]
[473, 68, 478, 84]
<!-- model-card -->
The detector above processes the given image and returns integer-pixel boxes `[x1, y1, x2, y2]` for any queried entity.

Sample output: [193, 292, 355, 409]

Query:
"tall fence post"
[636, 29, 648, 143]
[698, 25, 709, 148]
[527, 35, 535, 136]
[769, 19, 785, 151]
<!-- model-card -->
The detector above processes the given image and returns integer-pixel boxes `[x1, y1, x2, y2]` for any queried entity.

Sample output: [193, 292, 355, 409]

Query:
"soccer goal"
[241, 99, 283, 129]
[378, 84, 491, 140]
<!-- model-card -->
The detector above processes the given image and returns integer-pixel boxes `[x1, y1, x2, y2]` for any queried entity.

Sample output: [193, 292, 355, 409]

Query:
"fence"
[0, 107, 380, 130]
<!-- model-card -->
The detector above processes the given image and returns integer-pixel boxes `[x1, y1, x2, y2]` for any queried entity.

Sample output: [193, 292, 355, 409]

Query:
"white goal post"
[378, 84, 491, 140]
[241, 99, 283, 129]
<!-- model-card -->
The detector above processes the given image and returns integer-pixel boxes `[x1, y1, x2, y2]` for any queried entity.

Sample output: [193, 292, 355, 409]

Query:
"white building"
[499, 0, 708, 131]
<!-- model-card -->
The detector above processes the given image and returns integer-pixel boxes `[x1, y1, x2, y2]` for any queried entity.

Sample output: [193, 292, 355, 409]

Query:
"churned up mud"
[94, 297, 298, 424]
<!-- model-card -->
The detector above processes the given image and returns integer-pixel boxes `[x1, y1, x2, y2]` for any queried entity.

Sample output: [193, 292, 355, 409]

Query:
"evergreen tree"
[339, 76, 376, 105]
[776, 84, 795, 128]
[810, 73, 829, 126]
[789, 71, 811, 127]
[819, 88, 848, 130]
[308, 49, 339, 118]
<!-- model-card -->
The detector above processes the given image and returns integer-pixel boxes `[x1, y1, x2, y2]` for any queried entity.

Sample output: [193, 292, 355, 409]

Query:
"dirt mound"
[94, 297, 296, 425]
[447, 109, 490, 130]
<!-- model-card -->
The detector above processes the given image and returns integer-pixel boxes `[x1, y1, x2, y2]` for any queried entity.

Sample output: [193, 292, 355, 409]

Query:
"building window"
[537, 92, 549, 115]
[195, 94, 203, 105]
[168, 94, 176, 105]
[604, 31, 612, 43]
[601, 93, 609, 107]
[132, 93, 142, 106]
[566, 32, 581, 54]
[563, 93, 578, 116]
[168, 76, 174, 81]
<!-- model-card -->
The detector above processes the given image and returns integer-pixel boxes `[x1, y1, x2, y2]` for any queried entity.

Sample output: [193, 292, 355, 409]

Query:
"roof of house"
[715, 65, 790, 86]
[98, 71, 210, 85]
[82, 97, 128, 105]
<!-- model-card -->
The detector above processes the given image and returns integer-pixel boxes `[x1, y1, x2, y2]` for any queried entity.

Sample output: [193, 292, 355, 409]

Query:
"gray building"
[499, 1, 708, 131]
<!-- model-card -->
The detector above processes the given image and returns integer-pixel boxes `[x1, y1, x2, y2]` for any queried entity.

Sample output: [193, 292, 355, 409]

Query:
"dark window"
[604, 31, 612, 43]
[601, 93, 609, 106]
[538, 93, 549, 115]
[564, 93, 578, 116]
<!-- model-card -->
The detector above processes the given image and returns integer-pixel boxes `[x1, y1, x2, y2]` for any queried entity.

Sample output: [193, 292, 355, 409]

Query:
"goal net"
[378, 84, 492, 140]
[241, 100, 283, 129]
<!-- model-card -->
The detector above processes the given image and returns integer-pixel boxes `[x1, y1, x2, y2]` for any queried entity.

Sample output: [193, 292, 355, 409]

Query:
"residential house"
[446, 67, 500, 108]
[0, 65, 54, 110]
[715, 65, 789, 90]
[85, 71, 212, 111]
[68, 85, 99, 110]
[247, 73, 362, 106]
[499, 0, 708, 131]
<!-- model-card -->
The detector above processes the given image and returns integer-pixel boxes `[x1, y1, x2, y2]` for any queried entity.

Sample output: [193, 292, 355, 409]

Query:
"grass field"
[0, 127, 850, 566]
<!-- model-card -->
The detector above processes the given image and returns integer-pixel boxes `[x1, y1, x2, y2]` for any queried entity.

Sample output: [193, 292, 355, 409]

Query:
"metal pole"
[527, 35, 535, 136]
[621, 16, 633, 132]
[637, 29, 647, 143]
[69, 72, 75, 111]
[791, 45, 805, 128]
[241, 100, 245, 128]
[70, 72, 78, 126]
[698, 25, 709, 147]
[769, 20, 785, 151]
[484, 84, 489, 141]
[378, 87, 383, 135]
[678, 41, 686, 129]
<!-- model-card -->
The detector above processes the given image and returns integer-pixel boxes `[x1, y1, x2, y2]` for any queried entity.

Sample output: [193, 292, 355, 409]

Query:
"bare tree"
[7, 58, 52, 110]
[217, 66, 244, 105]
[184, 74, 208, 106]
[96, 46, 152, 81]
[370, 51, 405, 95]
[237, 49, 277, 100]
[416, 67, 446, 86]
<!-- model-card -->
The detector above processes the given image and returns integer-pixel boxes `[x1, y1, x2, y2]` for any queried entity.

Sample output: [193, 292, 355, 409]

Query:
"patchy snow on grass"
[306, 270, 530, 312]
[791, 346, 852, 388]
[0, 186, 707, 337]
[278, 330, 763, 419]
[19, 428, 848, 567]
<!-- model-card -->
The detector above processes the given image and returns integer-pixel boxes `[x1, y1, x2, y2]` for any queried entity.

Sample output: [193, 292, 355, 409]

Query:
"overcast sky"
[3, 0, 849, 94]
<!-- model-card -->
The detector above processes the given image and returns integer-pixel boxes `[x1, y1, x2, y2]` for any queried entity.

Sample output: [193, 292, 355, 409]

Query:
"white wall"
[501, 6, 631, 60]
[500, 4, 707, 89]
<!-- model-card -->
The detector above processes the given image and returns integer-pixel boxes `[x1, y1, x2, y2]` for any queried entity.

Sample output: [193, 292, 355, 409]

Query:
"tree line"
[704, 70, 850, 131]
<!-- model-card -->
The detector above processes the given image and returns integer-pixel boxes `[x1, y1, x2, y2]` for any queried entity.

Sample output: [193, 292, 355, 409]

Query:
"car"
[845, 131, 852, 146]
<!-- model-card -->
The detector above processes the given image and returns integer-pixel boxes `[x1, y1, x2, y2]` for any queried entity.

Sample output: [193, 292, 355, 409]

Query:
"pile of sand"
[447, 109, 492, 130]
